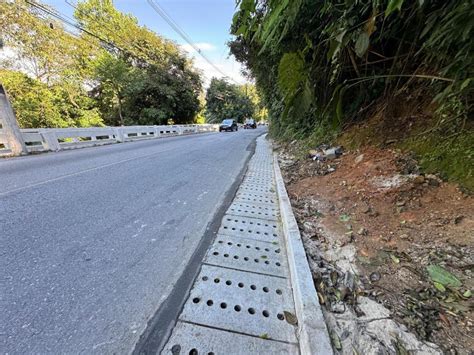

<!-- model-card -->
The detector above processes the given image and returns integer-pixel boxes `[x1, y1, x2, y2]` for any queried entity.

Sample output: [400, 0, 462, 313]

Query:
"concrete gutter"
[273, 153, 333, 355]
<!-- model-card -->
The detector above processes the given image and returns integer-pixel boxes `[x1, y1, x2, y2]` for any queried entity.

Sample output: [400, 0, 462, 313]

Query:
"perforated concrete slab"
[163, 135, 300, 354]
[226, 201, 279, 221]
[164, 322, 299, 355]
[237, 183, 276, 195]
[218, 215, 281, 244]
[233, 193, 277, 208]
[204, 235, 287, 277]
[236, 190, 277, 201]
[179, 265, 298, 343]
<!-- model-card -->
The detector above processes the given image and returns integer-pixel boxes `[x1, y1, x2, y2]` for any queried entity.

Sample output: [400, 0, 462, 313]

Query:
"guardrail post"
[153, 125, 160, 138]
[39, 130, 60, 151]
[113, 127, 125, 143]
[0, 85, 28, 155]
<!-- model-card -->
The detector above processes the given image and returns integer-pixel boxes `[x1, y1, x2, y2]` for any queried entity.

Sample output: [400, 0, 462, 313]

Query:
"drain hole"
[238, 282, 244, 288]
[223, 226, 228, 229]
[233, 255, 239, 259]
[226, 280, 232, 285]
[255, 247, 260, 250]
[202, 276, 208, 281]
[254, 259, 259, 263]
[214, 278, 220, 283]
[220, 302, 227, 309]
[246, 245, 251, 248]
[189, 349, 198, 355]
[237, 243, 241, 247]
[171, 345, 181, 354]
[276, 262, 281, 266]
[275, 249, 281, 253]
[265, 248, 270, 251]
[213, 252, 219, 256]
[263, 287, 269, 292]
[264, 261, 270, 265]
[224, 254, 229, 257]
[192, 297, 200, 304]
[250, 285, 256, 290]
[263, 310, 270, 317]
[207, 300, 213, 306]
[248, 308, 256, 315]
[277, 313, 285, 320]
[244, 257, 249, 261]
[276, 289, 282, 295]
[234, 305, 241, 312]
[227, 242, 232, 246]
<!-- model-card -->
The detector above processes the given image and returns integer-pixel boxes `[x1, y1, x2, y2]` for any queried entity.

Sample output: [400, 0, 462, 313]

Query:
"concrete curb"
[273, 153, 333, 355]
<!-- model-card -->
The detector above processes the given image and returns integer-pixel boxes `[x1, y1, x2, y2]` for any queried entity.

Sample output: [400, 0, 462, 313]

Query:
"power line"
[146, 0, 241, 85]
[25, 0, 159, 66]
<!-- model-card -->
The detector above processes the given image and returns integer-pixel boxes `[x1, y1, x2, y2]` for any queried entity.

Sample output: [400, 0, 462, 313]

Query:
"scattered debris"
[278, 144, 473, 354]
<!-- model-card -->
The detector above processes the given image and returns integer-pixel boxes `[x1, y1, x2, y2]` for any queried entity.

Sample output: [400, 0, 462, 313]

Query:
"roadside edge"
[273, 153, 333, 355]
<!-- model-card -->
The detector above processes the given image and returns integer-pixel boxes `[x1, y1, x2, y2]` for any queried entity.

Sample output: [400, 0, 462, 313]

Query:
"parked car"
[219, 119, 238, 132]
[244, 118, 257, 129]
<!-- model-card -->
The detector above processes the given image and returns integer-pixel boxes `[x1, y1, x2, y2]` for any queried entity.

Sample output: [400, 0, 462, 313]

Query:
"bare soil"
[279, 144, 473, 354]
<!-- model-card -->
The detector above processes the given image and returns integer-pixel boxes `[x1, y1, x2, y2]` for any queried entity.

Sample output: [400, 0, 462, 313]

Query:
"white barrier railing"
[0, 124, 219, 156]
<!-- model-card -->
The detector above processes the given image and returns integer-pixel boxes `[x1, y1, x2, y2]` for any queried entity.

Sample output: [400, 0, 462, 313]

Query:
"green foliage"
[229, 0, 473, 188]
[0, 69, 101, 128]
[205, 78, 255, 123]
[230, 0, 473, 135]
[0, 0, 202, 128]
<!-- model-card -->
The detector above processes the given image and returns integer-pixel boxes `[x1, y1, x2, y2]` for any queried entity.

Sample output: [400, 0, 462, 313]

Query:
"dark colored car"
[219, 119, 238, 132]
[244, 118, 257, 129]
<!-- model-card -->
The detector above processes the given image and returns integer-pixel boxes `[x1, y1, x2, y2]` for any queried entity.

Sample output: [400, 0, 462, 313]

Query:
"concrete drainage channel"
[162, 135, 332, 354]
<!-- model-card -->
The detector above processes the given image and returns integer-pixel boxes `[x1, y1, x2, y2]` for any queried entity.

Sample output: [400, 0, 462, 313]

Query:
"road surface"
[1, 128, 264, 353]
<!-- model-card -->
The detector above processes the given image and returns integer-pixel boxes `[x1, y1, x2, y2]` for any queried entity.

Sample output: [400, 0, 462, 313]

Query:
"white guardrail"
[0, 124, 219, 156]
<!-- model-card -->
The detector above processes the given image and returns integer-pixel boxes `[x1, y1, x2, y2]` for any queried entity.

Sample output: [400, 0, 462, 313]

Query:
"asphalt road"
[0, 128, 264, 354]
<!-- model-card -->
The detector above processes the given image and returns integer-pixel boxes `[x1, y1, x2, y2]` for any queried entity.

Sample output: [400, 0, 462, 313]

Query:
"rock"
[399, 234, 409, 240]
[354, 154, 364, 164]
[427, 177, 440, 187]
[396, 201, 406, 207]
[413, 175, 425, 184]
[309, 149, 318, 157]
[369, 272, 381, 282]
[357, 227, 368, 236]
[454, 215, 464, 224]
[385, 139, 397, 144]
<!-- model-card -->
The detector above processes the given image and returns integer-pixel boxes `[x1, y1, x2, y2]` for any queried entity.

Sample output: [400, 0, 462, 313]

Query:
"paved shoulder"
[162, 135, 300, 354]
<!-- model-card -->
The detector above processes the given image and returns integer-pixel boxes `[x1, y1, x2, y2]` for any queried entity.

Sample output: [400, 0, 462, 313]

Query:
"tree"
[0, 0, 203, 127]
[205, 78, 255, 123]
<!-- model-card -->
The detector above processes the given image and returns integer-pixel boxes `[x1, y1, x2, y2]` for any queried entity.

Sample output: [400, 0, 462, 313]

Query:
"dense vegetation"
[205, 78, 266, 123]
[0, 0, 202, 128]
[229, 0, 473, 187]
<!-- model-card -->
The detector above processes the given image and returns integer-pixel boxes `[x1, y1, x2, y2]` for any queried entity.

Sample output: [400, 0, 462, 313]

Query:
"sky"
[42, 0, 248, 86]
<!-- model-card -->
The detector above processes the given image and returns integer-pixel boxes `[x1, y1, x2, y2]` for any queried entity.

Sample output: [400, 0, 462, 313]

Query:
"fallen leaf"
[427, 265, 462, 287]
[390, 254, 400, 264]
[433, 282, 446, 292]
[339, 214, 351, 222]
[283, 311, 298, 326]
[331, 330, 342, 350]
